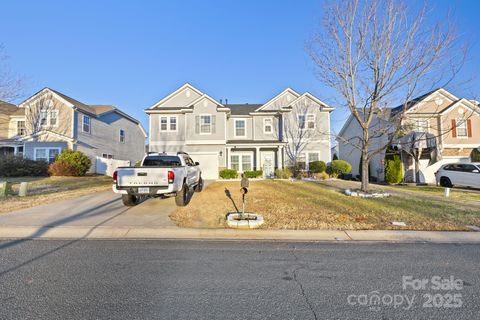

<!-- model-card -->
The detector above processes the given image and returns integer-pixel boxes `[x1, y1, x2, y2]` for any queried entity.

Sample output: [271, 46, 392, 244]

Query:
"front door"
[261, 152, 275, 178]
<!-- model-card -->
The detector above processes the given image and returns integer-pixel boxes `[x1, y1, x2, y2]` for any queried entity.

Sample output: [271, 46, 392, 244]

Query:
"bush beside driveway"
[0, 176, 112, 214]
[170, 180, 480, 231]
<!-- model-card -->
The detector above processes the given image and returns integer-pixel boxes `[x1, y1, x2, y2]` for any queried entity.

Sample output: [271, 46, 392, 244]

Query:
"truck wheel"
[122, 194, 138, 206]
[194, 177, 204, 192]
[175, 183, 189, 206]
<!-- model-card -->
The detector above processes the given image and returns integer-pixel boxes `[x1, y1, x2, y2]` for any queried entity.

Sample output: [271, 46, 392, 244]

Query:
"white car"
[435, 163, 480, 189]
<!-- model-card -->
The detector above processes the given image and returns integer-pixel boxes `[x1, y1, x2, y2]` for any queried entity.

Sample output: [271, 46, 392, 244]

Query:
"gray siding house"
[0, 88, 147, 172]
[146, 83, 334, 179]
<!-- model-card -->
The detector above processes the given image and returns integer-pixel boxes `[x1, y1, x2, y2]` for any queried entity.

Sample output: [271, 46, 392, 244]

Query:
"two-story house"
[146, 83, 334, 179]
[0, 88, 147, 172]
[337, 88, 480, 183]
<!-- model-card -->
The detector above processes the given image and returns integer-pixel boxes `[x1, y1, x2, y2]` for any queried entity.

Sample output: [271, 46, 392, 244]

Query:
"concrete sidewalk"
[0, 226, 479, 242]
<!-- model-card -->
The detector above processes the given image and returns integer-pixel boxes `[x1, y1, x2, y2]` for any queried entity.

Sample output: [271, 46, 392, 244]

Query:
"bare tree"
[0, 45, 24, 103]
[24, 94, 70, 138]
[307, 0, 467, 191]
[282, 102, 330, 175]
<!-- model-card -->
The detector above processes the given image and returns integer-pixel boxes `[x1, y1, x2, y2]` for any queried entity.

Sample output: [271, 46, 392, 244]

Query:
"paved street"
[0, 240, 478, 319]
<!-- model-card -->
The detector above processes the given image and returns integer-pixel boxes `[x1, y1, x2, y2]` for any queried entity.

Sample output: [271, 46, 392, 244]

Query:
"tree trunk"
[361, 128, 370, 192]
[361, 148, 369, 192]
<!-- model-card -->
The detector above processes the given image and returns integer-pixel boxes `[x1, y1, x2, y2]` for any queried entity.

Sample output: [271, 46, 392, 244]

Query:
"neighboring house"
[0, 88, 147, 172]
[337, 88, 480, 183]
[146, 83, 334, 179]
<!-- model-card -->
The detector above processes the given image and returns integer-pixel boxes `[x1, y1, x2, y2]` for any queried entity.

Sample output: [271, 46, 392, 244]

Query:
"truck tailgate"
[116, 167, 170, 187]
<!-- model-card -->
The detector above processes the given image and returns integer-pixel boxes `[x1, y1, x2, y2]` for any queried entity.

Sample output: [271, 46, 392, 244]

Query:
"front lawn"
[0, 175, 112, 214]
[170, 180, 480, 231]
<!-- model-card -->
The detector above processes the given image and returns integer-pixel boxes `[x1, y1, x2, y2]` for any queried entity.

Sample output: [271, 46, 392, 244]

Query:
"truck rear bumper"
[112, 184, 175, 195]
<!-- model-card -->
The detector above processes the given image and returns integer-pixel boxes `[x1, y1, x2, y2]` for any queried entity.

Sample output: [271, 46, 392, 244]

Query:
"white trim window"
[305, 151, 320, 171]
[40, 110, 48, 126]
[119, 129, 125, 143]
[456, 117, 468, 137]
[39, 110, 58, 127]
[299, 114, 315, 130]
[17, 121, 26, 136]
[414, 119, 429, 133]
[34, 147, 61, 163]
[102, 153, 114, 159]
[234, 119, 246, 137]
[160, 116, 178, 132]
[82, 115, 91, 133]
[200, 115, 212, 134]
[230, 153, 253, 172]
[263, 118, 273, 134]
[49, 110, 58, 126]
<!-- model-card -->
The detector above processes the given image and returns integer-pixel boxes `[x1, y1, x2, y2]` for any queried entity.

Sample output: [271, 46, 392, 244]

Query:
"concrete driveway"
[0, 191, 180, 230]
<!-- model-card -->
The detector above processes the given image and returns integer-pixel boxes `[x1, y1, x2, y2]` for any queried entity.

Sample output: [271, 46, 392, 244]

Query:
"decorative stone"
[392, 221, 407, 227]
[18, 182, 28, 197]
[0, 181, 10, 198]
[344, 189, 390, 198]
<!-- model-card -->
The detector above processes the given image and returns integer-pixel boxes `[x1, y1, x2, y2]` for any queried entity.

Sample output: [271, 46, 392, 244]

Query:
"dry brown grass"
[170, 180, 480, 231]
[0, 176, 112, 213]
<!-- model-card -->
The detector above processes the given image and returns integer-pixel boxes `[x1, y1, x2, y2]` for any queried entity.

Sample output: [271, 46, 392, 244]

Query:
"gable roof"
[390, 88, 459, 116]
[148, 83, 203, 110]
[256, 88, 301, 111]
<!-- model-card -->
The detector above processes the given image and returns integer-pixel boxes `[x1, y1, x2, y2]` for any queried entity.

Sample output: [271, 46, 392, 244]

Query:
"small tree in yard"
[54, 150, 91, 176]
[307, 0, 468, 192]
[309, 160, 326, 173]
[385, 156, 404, 184]
[331, 160, 352, 178]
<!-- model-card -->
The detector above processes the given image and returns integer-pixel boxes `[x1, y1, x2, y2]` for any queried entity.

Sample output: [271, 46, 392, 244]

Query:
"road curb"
[0, 226, 479, 242]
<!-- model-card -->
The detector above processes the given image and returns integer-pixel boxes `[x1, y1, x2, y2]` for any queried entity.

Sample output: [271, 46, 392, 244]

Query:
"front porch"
[0, 140, 24, 157]
[225, 141, 286, 177]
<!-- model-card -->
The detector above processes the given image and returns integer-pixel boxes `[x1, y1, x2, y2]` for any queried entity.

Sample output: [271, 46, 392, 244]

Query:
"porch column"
[226, 147, 232, 169]
[256, 147, 261, 171]
[277, 146, 283, 169]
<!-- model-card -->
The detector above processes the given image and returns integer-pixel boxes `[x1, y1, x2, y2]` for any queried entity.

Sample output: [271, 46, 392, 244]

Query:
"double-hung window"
[49, 110, 58, 126]
[299, 114, 315, 130]
[119, 129, 125, 143]
[235, 119, 246, 137]
[160, 116, 177, 132]
[40, 111, 48, 126]
[17, 121, 26, 136]
[264, 118, 273, 134]
[456, 117, 468, 137]
[415, 119, 429, 132]
[82, 115, 91, 133]
[200, 115, 212, 134]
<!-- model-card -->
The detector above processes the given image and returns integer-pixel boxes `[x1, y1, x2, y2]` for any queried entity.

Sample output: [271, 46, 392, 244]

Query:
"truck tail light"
[168, 171, 174, 184]
[112, 171, 118, 183]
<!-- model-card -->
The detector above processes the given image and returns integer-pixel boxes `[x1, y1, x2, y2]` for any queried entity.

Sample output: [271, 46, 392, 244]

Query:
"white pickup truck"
[112, 152, 204, 207]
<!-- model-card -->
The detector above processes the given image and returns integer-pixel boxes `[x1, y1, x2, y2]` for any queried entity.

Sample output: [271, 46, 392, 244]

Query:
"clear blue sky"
[1, 0, 479, 134]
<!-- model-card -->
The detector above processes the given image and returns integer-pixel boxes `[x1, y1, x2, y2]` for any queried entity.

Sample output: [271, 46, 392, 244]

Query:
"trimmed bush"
[0, 155, 49, 177]
[309, 160, 326, 173]
[275, 168, 292, 179]
[55, 150, 91, 176]
[219, 169, 238, 179]
[330, 160, 352, 178]
[48, 161, 78, 176]
[243, 170, 263, 178]
[385, 156, 404, 184]
[315, 172, 329, 180]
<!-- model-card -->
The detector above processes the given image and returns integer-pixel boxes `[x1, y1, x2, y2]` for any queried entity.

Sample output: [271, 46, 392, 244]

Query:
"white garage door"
[189, 153, 219, 180]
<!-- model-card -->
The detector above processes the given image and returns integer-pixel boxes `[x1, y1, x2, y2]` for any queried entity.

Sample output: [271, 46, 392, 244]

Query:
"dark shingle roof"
[227, 104, 263, 115]
[390, 88, 440, 116]
[226, 140, 285, 145]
